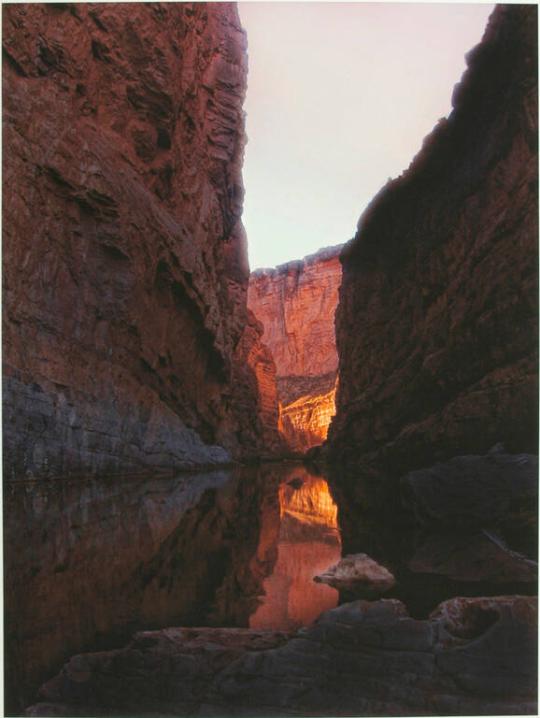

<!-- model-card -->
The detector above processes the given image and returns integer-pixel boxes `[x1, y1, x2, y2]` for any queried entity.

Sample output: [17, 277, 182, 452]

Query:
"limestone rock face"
[3, 2, 278, 476]
[26, 596, 537, 716]
[248, 246, 343, 451]
[328, 5, 538, 475]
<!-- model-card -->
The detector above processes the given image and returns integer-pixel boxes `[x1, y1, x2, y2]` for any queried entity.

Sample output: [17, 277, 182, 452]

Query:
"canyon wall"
[328, 5, 538, 479]
[248, 245, 343, 451]
[2, 2, 281, 477]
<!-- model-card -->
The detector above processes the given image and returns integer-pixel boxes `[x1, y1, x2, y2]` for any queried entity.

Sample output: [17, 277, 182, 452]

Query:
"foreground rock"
[401, 451, 537, 532]
[314, 553, 395, 597]
[401, 451, 538, 557]
[27, 596, 537, 716]
[249, 246, 343, 451]
[3, 2, 280, 478]
[329, 4, 538, 476]
[409, 530, 537, 586]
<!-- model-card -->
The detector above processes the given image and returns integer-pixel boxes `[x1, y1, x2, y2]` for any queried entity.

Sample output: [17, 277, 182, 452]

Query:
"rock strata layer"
[328, 5, 538, 475]
[27, 596, 537, 716]
[3, 2, 279, 477]
[248, 246, 343, 451]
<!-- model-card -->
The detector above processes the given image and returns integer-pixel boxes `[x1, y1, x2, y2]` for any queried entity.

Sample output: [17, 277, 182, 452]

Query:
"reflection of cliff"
[4, 468, 270, 713]
[250, 468, 341, 630]
[5, 464, 341, 713]
[248, 247, 342, 452]
[280, 472, 339, 529]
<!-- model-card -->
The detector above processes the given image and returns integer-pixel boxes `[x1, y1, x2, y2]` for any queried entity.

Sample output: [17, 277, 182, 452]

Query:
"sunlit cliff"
[248, 246, 342, 451]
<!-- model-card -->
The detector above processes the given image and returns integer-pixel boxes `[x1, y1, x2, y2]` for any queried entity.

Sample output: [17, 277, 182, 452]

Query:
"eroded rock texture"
[27, 596, 537, 716]
[328, 5, 538, 475]
[3, 2, 279, 477]
[248, 245, 343, 451]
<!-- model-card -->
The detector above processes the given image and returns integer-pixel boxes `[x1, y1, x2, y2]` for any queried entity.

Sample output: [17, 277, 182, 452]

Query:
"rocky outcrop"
[314, 553, 396, 597]
[332, 449, 538, 618]
[248, 245, 343, 451]
[231, 310, 285, 454]
[279, 381, 337, 453]
[2, 2, 279, 477]
[27, 596, 537, 716]
[402, 451, 538, 587]
[328, 5, 538, 475]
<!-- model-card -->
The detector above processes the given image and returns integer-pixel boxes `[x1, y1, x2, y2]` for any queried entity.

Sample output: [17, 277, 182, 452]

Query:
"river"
[4, 462, 341, 713]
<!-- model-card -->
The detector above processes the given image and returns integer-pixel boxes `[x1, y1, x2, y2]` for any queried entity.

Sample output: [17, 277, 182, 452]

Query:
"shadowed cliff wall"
[3, 2, 279, 477]
[328, 4, 538, 479]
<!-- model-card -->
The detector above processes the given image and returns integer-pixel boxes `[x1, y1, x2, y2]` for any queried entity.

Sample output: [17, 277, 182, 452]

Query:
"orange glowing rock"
[279, 385, 337, 452]
[248, 246, 342, 452]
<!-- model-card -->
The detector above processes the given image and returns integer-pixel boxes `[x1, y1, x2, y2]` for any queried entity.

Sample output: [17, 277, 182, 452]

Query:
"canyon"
[3, 1, 281, 478]
[248, 246, 342, 451]
[3, 2, 538, 717]
[328, 3, 538, 483]
[5, 463, 340, 713]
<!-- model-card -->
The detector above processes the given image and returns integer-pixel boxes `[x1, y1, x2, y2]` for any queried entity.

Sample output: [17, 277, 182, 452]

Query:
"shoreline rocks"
[26, 595, 538, 717]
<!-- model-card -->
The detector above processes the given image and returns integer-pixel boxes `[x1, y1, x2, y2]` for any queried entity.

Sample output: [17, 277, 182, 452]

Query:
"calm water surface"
[4, 462, 341, 712]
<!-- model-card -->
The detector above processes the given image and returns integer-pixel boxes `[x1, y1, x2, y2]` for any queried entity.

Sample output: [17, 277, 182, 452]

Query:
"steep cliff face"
[248, 246, 342, 451]
[3, 2, 279, 476]
[329, 5, 538, 476]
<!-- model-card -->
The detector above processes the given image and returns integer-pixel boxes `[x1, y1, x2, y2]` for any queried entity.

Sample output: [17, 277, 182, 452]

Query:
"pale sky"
[239, 2, 495, 270]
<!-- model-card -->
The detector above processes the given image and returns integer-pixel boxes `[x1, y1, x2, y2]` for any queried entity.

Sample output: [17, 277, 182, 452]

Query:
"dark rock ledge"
[26, 595, 537, 717]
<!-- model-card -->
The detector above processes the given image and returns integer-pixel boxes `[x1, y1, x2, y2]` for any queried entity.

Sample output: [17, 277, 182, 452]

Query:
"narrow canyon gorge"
[2, 2, 538, 717]
[248, 245, 342, 452]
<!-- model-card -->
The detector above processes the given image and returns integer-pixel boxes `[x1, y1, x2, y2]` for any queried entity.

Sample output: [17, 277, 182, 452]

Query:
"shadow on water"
[4, 462, 341, 714]
[326, 461, 538, 620]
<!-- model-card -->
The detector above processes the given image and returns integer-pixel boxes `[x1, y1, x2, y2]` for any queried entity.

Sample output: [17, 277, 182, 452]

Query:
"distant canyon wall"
[3, 2, 281, 477]
[328, 4, 538, 478]
[248, 246, 343, 451]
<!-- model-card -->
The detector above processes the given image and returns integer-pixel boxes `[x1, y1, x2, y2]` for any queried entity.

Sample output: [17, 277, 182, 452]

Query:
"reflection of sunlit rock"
[314, 553, 396, 597]
[250, 469, 341, 631]
[280, 472, 339, 529]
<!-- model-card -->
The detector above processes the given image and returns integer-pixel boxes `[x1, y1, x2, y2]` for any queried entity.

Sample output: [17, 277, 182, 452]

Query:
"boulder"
[314, 553, 396, 597]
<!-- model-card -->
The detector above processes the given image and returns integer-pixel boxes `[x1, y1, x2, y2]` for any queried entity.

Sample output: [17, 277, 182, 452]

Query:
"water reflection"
[250, 470, 341, 630]
[4, 463, 341, 713]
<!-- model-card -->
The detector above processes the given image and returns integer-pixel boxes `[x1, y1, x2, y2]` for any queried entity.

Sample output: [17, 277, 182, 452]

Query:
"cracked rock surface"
[26, 596, 537, 716]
